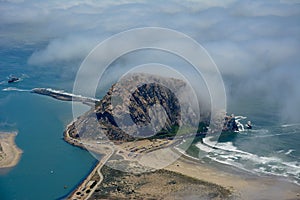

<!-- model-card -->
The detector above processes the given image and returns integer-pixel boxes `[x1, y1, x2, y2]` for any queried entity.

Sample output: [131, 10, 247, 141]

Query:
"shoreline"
[63, 121, 115, 200]
[63, 120, 300, 200]
[166, 149, 300, 200]
[0, 132, 23, 169]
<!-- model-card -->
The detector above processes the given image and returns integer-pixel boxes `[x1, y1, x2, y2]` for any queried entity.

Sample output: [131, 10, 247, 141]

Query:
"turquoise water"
[0, 85, 97, 199]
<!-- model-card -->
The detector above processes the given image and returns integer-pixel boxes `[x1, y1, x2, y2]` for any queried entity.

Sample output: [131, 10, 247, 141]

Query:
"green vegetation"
[91, 165, 232, 200]
[146, 121, 208, 140]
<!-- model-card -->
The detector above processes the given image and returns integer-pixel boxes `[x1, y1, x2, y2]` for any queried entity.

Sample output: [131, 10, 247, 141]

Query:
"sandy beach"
[0, 132, 23, 169]
[166, 153, 300, 200]
[63, 119, 300, 200]
[67, 141, 300, 200]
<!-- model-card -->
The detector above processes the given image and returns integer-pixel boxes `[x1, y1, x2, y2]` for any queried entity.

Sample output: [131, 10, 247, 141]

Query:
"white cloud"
[1, 0, 300, 121]
[28, 35, 101, 65]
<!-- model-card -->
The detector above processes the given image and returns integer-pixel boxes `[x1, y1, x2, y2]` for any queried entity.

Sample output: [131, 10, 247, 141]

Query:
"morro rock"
[66, 73, 202, 142]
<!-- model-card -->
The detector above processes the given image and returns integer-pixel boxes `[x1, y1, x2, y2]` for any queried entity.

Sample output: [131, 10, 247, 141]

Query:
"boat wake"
[196, 136, 300, 185]
[2, 87, 30, 92]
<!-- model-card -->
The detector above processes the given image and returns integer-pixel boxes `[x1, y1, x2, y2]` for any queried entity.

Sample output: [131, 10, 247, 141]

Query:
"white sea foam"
[195, 142, 214, 153]
[285, 149, 295, 155]
[235, 116, 247, 131]
[252, 132, 297, 138]
[276, 149, 284, 153]
[281, 123, 300, 128]
[197, 137, 300, 184]
[36, 88, 100, 102]
[203, 137, 252, 155]
[2, 87, 30, 92]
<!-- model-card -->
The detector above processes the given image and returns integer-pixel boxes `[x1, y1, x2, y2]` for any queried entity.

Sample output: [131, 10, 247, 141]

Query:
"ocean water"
[194, 98, 300, 185]
[0, 49, 97, 200]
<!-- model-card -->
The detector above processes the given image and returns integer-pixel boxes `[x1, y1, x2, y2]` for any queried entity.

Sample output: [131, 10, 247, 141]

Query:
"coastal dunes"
[91, 165, 232, 200]
[0, 132, 22, 169]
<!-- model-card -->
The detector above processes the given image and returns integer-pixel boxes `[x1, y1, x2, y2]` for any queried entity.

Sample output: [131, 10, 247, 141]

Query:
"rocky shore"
[31, 88, 100, 106]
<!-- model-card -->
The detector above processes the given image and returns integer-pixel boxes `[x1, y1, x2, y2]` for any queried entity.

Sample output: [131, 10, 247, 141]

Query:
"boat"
[8, 76, 20, 83]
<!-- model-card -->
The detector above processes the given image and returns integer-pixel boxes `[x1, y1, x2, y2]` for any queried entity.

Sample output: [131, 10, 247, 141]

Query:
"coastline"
[166, 150, 300, 200]
[0, 132, 23, 169]
[63, 120, 300, 200]
[63, 121, 115, 200]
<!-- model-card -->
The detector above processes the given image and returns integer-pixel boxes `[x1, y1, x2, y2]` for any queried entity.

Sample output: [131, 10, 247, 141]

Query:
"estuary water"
[0, 61, 97, 199]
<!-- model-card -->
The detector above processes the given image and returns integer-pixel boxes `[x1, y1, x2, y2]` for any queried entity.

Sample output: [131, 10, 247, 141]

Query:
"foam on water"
[281, 123, 300, 128]
[34, 88, 100, 101]
[235, 116, 247, 132]
[251, 131, 297, 138]
[2, 87, 30, 92]
[197, 136, 300, 185]
[285, 149, 295, 155]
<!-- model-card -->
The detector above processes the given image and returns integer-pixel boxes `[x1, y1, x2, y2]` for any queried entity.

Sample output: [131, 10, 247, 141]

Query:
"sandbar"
[0, 132, 23, 169]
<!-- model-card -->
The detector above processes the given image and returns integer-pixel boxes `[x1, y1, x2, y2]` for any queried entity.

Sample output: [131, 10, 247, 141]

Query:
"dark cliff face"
[96, 81, 183, 141]
[223, 115, 239, 132]
[68, 74, 201, 142]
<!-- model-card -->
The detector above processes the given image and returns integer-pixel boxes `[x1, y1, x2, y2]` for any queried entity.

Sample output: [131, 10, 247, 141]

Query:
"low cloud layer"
[1, 0, 300, 122]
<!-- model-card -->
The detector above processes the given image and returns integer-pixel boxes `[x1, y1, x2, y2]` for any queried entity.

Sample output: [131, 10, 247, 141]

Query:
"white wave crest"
[197, 137, 300, 184]
[285, 149, 295, 155]
[235, 116, 247, 131]
[281, 123, 300, 128]
[2, 87, 30, 92]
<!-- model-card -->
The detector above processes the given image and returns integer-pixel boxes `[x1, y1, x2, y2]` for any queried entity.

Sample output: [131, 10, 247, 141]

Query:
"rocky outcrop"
[223, 115, 239, 132]
[32, 88, 100, 106]
[67, 74, 202, 142]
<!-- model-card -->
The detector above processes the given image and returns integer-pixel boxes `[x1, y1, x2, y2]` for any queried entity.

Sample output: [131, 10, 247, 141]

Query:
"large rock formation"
[67, 74, 203, 142]
[223, 115, 239, 132]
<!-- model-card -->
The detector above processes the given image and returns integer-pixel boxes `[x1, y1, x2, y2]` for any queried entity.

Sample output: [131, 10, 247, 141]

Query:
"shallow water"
[0, 77, 97, 199]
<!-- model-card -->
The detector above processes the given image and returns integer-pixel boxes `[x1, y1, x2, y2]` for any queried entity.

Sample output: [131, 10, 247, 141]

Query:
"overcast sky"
[1, 0, 300, 122]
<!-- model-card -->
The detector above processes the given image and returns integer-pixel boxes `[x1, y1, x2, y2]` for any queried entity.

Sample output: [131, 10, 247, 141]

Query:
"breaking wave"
[196, 136, 300, 185]
[235, 116, 247, 131]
